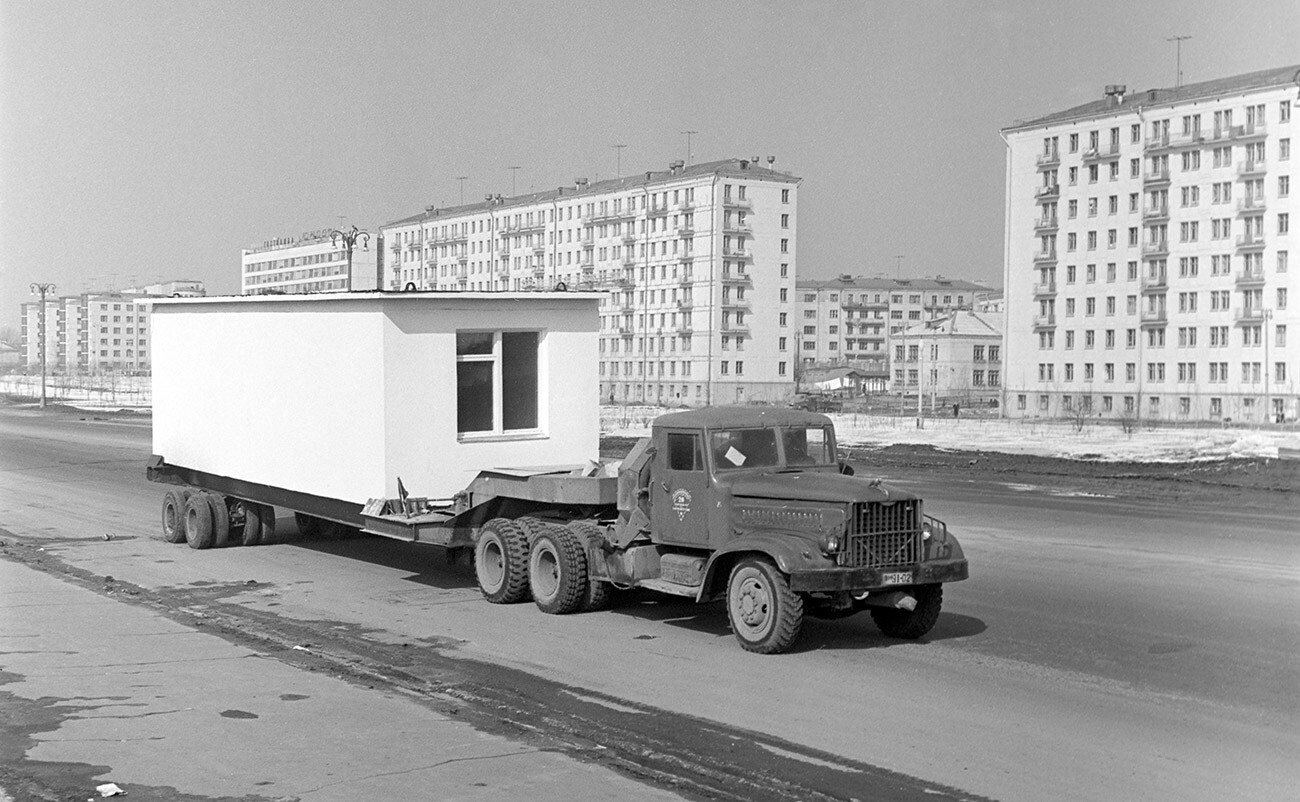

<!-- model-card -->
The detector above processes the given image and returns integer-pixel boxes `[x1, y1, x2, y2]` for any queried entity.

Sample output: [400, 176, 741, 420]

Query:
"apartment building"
[381, 157, 802, 405]
[795, 275, 991, 390]
[897, 310, 1004, 406]
[19, 282, 206, 374]
[1003, 65, 1297, 423]
[242, 229, 378, 295]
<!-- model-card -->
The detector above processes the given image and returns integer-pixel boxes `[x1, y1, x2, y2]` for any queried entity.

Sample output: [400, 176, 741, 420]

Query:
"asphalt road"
[1, 406, 1297, 801]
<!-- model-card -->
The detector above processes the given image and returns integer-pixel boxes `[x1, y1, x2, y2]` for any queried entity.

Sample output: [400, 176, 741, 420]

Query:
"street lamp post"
[329, 225, 371, 292]
[29, 282, 56, 408]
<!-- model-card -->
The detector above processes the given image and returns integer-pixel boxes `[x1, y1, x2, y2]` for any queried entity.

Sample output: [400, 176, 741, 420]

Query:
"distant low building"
[241, 228, 378, 295]
[898, 310, 1004, 406]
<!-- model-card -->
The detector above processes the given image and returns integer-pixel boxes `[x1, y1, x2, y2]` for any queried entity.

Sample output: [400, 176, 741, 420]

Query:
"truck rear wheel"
[567, 522, 612, 612]
[475, 519, 530, 604]
[237, 500, 263, 546]
[529, 525, 587, 615]
[871, 584, 942, 639]
[161, 488, 191, 543]
[726, 557, 803, 654]
[183, 493, 216, 550]
[209, 494, 231, 547]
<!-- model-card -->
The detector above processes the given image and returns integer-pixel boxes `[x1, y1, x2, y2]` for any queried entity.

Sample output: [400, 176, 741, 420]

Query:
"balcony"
[1234, 268, 1266, 287]
[679, 275, 694, 287]
[647, 204, 670, 217]
[1144, 134, 1171, 152]
[1032, 281, 1057, 296]
[724, 248, 753, 260]
[622, 253, 637, 267]
[721, 323, 750, 335]
[721, 272, 753, 285]
[676, 324, 693, 335]
[1034, 215, 1059, 233]
[1234, 307, 1267, 324]
[676, 299, 692, 310]
[1036, 150, 1060, 169]
[722, 222, 752, 235]
[622, 233, 637, 246]
[1142, 204, 1170, 222]
[1033, 249, 1058, 265]
[1167, 130, 1206, 150]
[679, 200, 695, 211]
[1237, 160, 1266, 177]
[1140, 308, 1167, 326]
[1081, 143, 1121, 162]
[1144, 166, 1171, 185]
[580, 261, 595, 273]
[1216, 123, 1267, 142]
[1032, 313, 1057, 329]
[1034, 184, 1060, 201]
[1236, 196, 1267, 214]
[678, 223, 695, 237]
[1140, 273, 1168, 293]
[678, 253, 694, 264]
[456, 253, 468, 264]
[1235, 234, 1266, 250]
[1142, 240, 1169, 258]
[722, 196, 752, 209]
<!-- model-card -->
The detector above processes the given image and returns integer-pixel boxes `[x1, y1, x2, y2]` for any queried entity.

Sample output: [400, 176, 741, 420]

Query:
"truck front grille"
[843, 500, 921, 568]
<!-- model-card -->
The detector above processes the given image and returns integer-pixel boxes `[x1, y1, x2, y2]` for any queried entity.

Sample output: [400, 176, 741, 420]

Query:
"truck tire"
[256, 503, 276, 545]
[209, 494, 232, 548]
[726, 557, 804, 654]
[871, 584, 942, 640]
[567, 522, 612, 612]
[528, 525, 587, 615]
[238, 500, 263, 547]
[161, 488, 191, 543]
[475, 519, 530, 604]
[183, 492, 216, 550]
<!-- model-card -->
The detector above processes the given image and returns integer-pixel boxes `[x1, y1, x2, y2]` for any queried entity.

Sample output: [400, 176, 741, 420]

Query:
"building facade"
[18, 282, 206, 374]
[897, 310, 1004, 406]
[1003, 65, 1297, 423]
[381, 158, 802, 405]
[242, 229, 379, 295]
[794, 275, 991, 391]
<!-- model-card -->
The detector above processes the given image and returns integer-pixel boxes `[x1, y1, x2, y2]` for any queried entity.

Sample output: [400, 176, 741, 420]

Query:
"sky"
[2, 0, 1297, 329]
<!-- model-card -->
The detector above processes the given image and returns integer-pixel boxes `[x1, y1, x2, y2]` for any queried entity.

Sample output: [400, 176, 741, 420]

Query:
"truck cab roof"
[653, 405, 833, 431]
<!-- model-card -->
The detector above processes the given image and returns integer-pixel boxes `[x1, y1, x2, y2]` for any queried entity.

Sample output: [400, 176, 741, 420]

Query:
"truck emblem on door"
[671, 488, 692, 520]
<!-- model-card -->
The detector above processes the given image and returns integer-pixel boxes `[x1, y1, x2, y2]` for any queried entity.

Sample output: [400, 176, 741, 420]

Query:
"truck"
[145, 292, 968, 653]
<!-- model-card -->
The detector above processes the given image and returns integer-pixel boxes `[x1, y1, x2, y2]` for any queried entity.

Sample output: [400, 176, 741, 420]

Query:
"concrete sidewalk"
[0, 558, 681, 801]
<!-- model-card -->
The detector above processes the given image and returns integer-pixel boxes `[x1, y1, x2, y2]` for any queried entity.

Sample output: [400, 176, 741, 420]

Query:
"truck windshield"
[782, 426, 834, 465]
[711, 426, 835, 470]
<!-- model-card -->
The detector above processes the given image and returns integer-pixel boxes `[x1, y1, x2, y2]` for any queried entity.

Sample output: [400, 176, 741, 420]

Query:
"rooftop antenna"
[894, 255, 905, 278]
[612, 144, 627, 178]
[680, 130, 698, 167]
[1167, 35, 1191, 88]
[456, 177, 468, 205]
[507, 166, 521, 196]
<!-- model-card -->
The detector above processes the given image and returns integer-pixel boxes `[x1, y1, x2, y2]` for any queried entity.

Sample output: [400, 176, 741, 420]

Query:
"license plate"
[881, 571, 912, 586]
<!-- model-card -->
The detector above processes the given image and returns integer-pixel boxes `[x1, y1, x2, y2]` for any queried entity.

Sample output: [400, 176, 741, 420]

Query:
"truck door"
[652, 429, 710, 547]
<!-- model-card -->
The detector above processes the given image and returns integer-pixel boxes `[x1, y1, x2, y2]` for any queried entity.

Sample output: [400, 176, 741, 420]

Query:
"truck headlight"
[819, 532, 842, 556]
[922, 521, 933, 541]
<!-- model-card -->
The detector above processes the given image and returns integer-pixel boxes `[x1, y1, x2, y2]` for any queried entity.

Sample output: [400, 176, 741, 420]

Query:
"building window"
[456, 330, 539, 435]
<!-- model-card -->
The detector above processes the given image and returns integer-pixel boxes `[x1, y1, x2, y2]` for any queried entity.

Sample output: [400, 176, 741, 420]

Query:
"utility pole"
[681, 130, 698, 167]
[1167, 35, 1191, 88]
[29, 282, 56, 408]
[456, 176, 468, 205]
[507, 167, 521, 196]
[612, 144, 626, 178]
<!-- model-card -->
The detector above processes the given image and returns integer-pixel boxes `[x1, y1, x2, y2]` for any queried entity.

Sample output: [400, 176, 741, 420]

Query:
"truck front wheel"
[528, 525, 588, 615]
[726, 558, 804, 654]
[475, 519, 530, 604]
[871, 584, 943, 639]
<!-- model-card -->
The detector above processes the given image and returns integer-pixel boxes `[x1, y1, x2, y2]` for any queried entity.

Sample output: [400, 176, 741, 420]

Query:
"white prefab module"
[148, 292, 602, 505]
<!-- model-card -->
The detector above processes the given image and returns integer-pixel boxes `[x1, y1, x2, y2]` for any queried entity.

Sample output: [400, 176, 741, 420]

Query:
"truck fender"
[698, 532, 824, 602]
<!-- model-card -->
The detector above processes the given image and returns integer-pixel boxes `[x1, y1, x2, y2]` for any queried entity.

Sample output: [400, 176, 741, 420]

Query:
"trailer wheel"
[871, 584, 943, 640]
[474, 519, 530, 604]
[256, 504, 276, 545]
[528, 525, 588, 615]
[726, 557, 803, 654]
[567, 522, 612, 612]
[183, 493, 216, 550]
[237, 500, 263, 547]
[209, 494, 232, 548]
[161, 489, 191, 543]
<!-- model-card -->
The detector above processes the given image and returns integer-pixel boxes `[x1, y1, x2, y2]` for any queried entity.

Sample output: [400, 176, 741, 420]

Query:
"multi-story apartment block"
[19, 282, 206, 374]
[242, 229, 378, 295]
[1003, 65, 1297, 423]
[897, 310, 1004, 406]
[795, 275, 991, 390]
[381, 158, 802, 405]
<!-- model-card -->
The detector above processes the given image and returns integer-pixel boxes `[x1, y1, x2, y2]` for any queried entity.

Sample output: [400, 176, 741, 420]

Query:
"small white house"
[145, 292, 602, 503]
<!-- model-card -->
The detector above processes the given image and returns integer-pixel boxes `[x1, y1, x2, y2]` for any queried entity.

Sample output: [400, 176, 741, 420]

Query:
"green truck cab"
[472, 405, 969, 654]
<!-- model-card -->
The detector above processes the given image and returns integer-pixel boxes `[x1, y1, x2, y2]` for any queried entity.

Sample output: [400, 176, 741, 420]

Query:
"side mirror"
[838, 461, 855, 476]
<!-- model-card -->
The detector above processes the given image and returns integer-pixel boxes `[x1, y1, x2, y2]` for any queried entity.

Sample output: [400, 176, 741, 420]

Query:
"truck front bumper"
[787, 558, 969, 592]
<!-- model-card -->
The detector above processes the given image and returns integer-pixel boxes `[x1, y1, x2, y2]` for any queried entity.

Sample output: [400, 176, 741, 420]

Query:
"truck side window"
[666, 432, 703, 471]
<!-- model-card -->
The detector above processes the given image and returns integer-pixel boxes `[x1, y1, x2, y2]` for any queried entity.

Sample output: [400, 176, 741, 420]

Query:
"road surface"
[1, 406, 1297, 801]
